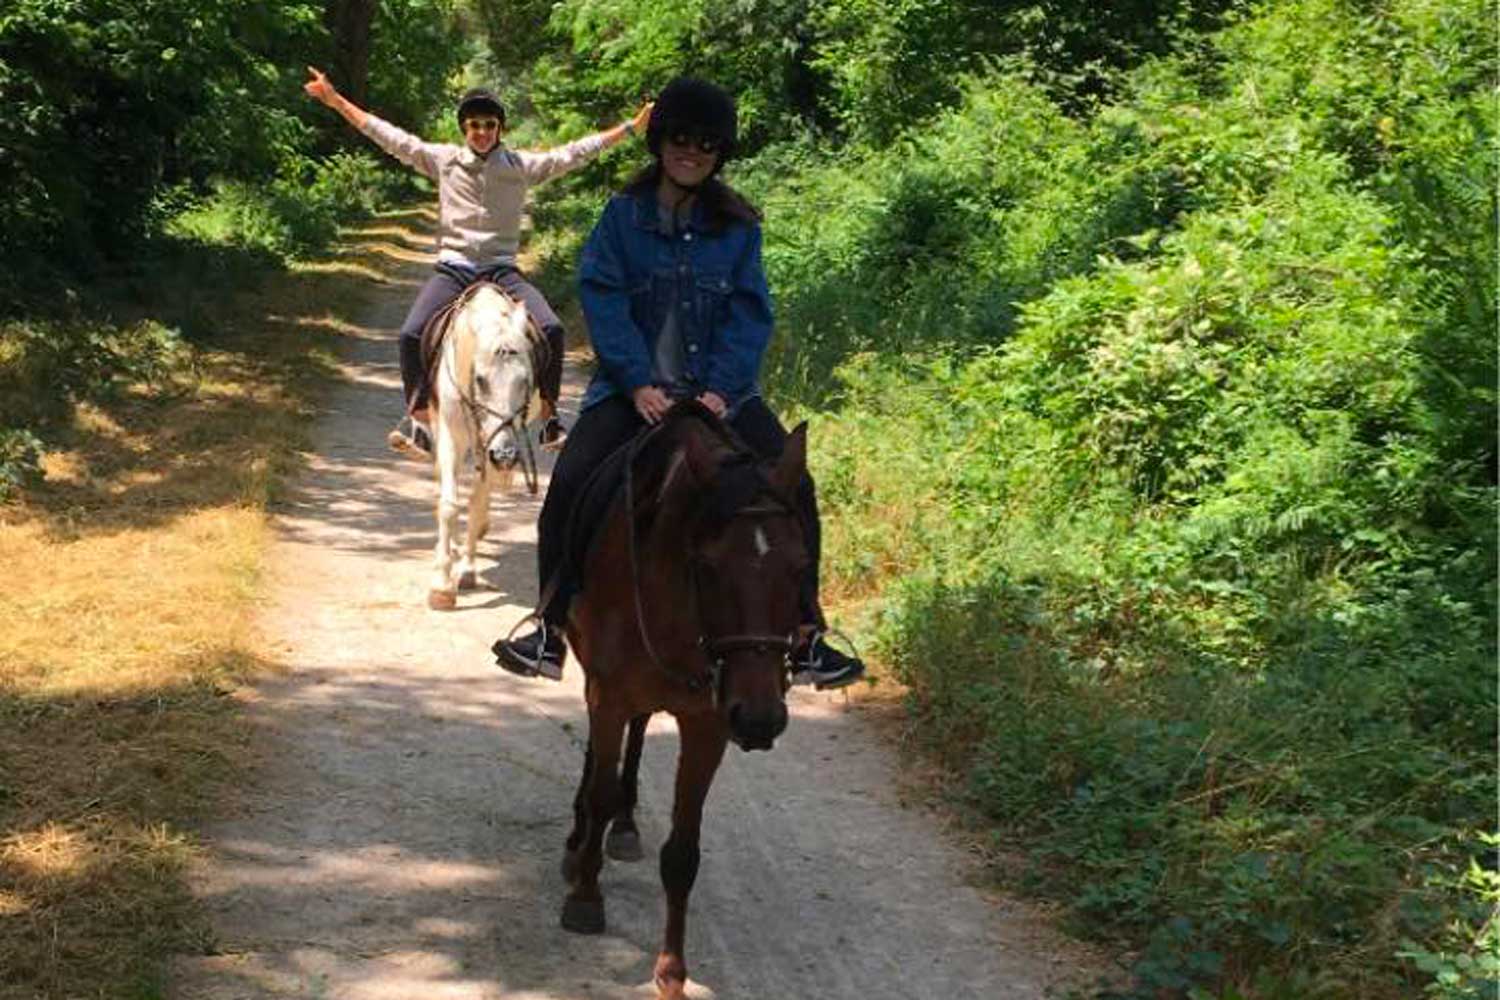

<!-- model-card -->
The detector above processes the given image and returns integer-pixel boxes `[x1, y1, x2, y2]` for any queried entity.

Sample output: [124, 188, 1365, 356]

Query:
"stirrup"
[539, 416, 568, 452]
[791, 627, 864, 690]
[493, 613, 565, 681]
[387, 415, 432, 462]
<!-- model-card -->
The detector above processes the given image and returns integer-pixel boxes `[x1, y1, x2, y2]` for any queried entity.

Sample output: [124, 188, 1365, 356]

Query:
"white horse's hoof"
[427, 589, 457, 611]
[458, 571, 477, 591]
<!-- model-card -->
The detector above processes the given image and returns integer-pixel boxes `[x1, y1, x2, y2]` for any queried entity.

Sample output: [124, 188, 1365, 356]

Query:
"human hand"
[632, 384, 672, 424]
[303, 66, 338, 107]
[630, 101, 653, 137]
[696, 391, 727, 418]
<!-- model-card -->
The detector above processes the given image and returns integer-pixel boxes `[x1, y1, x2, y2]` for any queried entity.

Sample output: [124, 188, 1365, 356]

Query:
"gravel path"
[169, 221, 1104, 1000]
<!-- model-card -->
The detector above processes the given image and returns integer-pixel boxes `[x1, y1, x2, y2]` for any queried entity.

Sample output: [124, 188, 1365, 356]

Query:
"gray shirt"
[360, 114, 609, 267]
[651, 200, 690, 390]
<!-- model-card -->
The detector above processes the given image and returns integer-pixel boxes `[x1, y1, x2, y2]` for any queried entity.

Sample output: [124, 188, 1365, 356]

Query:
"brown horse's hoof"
[427, 589, 457, 610]
[653, 954, 689, 999]
[560, 895, 605, 935]
[606, 825, 644, 862]
[457, 571, 477, 591]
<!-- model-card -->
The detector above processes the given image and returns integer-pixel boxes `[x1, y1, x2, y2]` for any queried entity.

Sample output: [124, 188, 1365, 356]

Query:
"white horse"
[426, 283, 543, 610]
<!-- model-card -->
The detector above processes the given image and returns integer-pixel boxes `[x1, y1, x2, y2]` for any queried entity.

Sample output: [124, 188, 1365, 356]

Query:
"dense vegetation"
[3, 0, 1492, 997]
[0, 0, 466, 491]
[506, 1, 1497, 997]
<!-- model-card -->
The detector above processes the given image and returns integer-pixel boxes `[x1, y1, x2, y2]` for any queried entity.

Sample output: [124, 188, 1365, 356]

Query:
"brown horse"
[559, 402, 810, 999]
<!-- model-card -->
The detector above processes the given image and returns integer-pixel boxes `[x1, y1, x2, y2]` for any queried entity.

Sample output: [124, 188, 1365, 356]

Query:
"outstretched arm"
[303, 66, 367, 131]
[517, 101, 654, 184]
[303, 65, 442, 179]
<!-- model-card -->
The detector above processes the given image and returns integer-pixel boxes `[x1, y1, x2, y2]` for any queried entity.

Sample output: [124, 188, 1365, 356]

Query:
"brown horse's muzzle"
[726, 699, 788, 751]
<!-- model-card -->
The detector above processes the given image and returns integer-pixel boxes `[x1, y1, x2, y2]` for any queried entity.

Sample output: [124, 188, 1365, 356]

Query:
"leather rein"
[622, 419, 797, 705]
[435, 282, 552, 494]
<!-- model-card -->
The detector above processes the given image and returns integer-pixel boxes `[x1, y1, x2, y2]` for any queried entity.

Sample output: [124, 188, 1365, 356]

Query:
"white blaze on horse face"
[754, 525, 770, 559]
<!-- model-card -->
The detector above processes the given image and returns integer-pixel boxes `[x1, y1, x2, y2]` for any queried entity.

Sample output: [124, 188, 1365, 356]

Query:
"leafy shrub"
[784, 1, 1495, 995]
[0, 427, 45, 499]
[168, 151, 407, 259]
[0, 317, 185, 426]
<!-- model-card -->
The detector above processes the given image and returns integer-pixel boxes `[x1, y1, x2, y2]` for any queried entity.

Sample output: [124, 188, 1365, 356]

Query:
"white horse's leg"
[458, 463, 490, 590]
[428, 405, 464, 610]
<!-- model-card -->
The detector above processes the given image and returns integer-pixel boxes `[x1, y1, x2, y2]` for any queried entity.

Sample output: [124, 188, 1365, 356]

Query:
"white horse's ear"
[770, 422, 808, 499]
[511, 301, 530, 339]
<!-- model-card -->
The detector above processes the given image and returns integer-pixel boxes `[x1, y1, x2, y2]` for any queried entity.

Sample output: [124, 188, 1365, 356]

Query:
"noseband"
[442, 302, 551, 494]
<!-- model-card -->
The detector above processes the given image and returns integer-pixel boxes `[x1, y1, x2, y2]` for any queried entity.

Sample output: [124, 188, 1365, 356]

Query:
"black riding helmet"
[456, 87, 506, 128]
[646, 77, 737, 166]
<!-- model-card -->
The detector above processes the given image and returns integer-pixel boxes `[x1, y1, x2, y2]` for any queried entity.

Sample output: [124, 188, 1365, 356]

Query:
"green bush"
[0, 317, 185, 425]
[168, 151, 408, 259]
[781, 0, 1495, 995]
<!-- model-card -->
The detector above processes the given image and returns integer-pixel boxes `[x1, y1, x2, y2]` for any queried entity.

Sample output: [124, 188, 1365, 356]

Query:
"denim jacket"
[578, 190, 773, 413]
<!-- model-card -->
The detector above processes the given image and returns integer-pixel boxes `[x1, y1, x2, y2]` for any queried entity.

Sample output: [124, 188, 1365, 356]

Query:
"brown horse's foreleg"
[561, 707, 627, 934]
[563, 744, 593, 872]
[606, 713, 649, 862]
[653, 713, 728, 999]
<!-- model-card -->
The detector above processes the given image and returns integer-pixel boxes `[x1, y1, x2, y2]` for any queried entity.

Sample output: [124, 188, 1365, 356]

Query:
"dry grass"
[0, 212, 426, 999]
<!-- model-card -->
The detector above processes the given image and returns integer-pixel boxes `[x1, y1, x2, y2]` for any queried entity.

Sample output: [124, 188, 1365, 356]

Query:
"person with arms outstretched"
[304, 67, 652, 459]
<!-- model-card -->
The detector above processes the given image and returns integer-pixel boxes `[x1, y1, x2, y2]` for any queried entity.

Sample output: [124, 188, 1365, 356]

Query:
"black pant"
[537, 394, 822, 627]
[397, 263, 565, 412]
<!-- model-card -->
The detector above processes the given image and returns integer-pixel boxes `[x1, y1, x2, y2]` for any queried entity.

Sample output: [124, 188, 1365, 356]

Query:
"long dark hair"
[622, 161, 761, 233]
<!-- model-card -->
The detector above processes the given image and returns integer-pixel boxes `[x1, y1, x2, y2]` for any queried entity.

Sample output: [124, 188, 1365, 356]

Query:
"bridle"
[623, 424, 798, 705]
[441, 296, 552, 494]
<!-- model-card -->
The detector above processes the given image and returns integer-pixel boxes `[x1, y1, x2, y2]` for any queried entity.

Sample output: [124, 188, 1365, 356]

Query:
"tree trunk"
[324, 0, 376, 107]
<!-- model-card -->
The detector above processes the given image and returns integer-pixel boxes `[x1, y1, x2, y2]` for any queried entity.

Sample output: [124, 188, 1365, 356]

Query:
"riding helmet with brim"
[456, 87, 506, 127]
[647, 77, 737, 165]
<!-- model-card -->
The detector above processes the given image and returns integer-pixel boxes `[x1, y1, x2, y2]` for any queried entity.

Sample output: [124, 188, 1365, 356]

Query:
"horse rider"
[303, 67, 652, 460]
[493, 76, 865, 691]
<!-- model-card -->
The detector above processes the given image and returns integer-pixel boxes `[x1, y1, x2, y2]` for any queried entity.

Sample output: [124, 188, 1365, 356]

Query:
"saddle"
[417, 281, 548, 408]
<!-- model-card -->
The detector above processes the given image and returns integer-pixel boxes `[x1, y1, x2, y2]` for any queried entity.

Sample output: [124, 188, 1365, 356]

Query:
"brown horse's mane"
[627, 402, 781, 529]
[561, 401, 788, 602]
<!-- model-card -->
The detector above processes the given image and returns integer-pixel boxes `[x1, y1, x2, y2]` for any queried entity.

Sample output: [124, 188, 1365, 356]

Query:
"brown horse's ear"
[654, 428, 712, 513]
[769, 422, 808, 500]
[680, 424, 720, 485]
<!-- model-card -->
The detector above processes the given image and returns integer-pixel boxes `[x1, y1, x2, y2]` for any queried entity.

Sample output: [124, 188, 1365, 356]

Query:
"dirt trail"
[170, 219, 1105, 1000]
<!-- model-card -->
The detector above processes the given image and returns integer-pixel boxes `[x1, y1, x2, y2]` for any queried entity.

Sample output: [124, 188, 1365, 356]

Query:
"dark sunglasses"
[665, 131, 722, 155]
[463, 118, 501, 132]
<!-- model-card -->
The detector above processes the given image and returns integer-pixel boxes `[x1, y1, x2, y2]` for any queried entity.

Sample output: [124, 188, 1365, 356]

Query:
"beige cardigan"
[360, 114, 610, 267]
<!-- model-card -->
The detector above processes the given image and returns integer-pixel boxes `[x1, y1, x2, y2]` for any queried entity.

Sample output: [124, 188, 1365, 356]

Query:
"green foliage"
[768, 0, 1496, 995]
[0, 315, 185, 492]
[735, 77, 1166, 404]
[367, 0, 466, 135]
[0, 427, 45, 500]
[168, 151, 410, 259]
[0, 0, 464, 281]
[0, 317, 185, 426]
